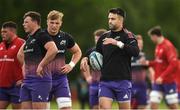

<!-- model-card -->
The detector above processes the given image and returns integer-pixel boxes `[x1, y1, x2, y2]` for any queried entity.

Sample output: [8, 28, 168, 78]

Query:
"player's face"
[1, 28, 13, 42]
[47, 18, 62, 35]
[150, 35, 158, 44]
[94, 35, 100, 44]
[108, 13, 123, 31]
[137, 39, 143, 51]
[23, 16, 37, 34]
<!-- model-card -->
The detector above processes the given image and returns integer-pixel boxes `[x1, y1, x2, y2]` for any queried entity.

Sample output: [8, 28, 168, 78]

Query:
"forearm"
[116, 39, 139, 57]
[123, 44, 139, 57]
[17, 44, 25, 66]
[70, 51, 82, 65]
[39, 47, 57, 67]
[69, 43, 82, 66]
[81, 65, 91, 80]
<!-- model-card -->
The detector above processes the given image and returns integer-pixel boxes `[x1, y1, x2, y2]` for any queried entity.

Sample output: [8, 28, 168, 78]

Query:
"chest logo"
[114, 36, 121, 40]
[60, 40, 66, 46]
[0, 47, 3, 50]
[4, 55, 7, 58]
[30, 39, 36, 44]
[11, 45, 16, 49]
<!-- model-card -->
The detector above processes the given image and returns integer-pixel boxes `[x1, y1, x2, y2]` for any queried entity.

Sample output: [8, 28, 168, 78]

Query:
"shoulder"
[99, 31, 110, 41]
[87, 47, 96, 52]
[163, 38, 175, 49]
[16, 37, 25, 43]
[37, 30, 52, 40]
[60, 31, 72, 37]
[38, 30, 49, 37]
[123, 28, 135, 39]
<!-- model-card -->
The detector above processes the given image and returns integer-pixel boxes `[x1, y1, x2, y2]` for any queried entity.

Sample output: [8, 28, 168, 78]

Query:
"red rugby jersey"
[0, 37, 24, 87]
[149, 38, 178, 83]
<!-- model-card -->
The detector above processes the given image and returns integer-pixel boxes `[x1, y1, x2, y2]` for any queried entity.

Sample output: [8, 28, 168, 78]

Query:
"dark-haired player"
[96, 8, 139, 109]
[0, 21, 24, 109]
[17, 11, 58, 109]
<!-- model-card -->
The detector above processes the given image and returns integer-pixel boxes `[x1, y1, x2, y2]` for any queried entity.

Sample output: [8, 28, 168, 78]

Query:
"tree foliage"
[0, 0, 180, 80]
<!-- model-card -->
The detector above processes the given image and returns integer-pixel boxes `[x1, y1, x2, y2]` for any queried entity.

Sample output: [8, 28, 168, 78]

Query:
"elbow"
[53, 46, 59, 55]
[79, 49, 82, 59]
[132, 47, 140, 57]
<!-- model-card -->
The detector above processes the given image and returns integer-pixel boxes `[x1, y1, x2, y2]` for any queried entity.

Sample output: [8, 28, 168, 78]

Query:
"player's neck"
[30, 26, 40, 35]
[112, 26, 123, 32]
[157, 36, 164, 44]
[47, 30, 58, 36]
[7, 34, 17, 44]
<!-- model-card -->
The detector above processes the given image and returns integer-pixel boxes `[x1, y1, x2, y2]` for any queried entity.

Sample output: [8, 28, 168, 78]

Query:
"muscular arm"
[123, 38, 139, 57]
[80, 57, 92, 84]
[68, 43, 82, 65]
[38, 41, 58, 68]
[36, 41, 58, 76]
[17, 43, 25, 66]
[61, 43, 82, 74]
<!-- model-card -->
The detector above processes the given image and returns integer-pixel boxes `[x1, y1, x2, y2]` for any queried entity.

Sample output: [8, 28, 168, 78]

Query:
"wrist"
[117, 41, 124, 49]
[69, 61, 75, 68]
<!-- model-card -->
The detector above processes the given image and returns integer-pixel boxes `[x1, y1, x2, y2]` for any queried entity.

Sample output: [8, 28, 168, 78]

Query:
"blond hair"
[47, 10, 64, 20]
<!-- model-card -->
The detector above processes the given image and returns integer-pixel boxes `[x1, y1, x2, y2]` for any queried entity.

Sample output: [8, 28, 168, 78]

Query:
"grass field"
[50, 100, 177, 109]
[7, 100, 179, 109]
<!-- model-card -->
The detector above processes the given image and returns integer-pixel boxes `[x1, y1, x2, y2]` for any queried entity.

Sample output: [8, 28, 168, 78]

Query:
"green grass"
[7, 100, 179, 109]
[50, 100, 176, 109]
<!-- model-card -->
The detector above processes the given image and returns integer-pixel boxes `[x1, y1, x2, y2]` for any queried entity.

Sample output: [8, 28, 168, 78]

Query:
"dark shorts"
[49, 75, 71, 100]
[131, 82, 148, 108]
[89, 82, 99, 107]
[152, 83, 177, 95]
[20, 82, 52, 102]
[99, 80, 132, 102]
[0, 85, 21, 103]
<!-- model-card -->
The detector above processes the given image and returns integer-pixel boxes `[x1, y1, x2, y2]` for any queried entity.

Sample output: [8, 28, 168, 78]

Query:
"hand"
[36, 65, 44, 77]
[15, 80, 22, 86]
[61, 64, 73, 74]
[139, 58, 149, 66]
[103, 38, 117, 45]
[80, 57, 89, 72]
[155, 77, 163, 84]
[86, 76, 93, 84]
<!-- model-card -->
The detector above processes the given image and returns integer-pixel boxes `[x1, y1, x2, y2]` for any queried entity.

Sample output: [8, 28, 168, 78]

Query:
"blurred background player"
[175, 51, 180, 104]
[142, 26, 179, 109]
[0, 21, 24, 109]
[96, 8, 139, 109]
[46, 10, 82, 109]
[17, 11, 58, 109]
[80, 28, 107, 109]
[76, 76, 89, 109]
[131, 34, 154, 109]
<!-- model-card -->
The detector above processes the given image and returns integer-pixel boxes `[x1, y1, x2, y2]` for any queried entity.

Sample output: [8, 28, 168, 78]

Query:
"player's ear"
[47, 20, 49, 26]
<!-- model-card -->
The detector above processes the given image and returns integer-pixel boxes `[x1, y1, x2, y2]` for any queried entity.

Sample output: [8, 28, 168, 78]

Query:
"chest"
[53, 36, 68, 54]
[155, 46, 165, 59]
[102, 34, 127, 55]
[0, 44, 19, 58]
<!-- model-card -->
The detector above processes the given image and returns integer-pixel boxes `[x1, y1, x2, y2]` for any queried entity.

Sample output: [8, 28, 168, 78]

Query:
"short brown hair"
[23, 11, 41, 25]
[148, 26, 162, 36]
[47, 10, 64, 20]
[93, 29, 107, 36]
[2, 21, 17, 29]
